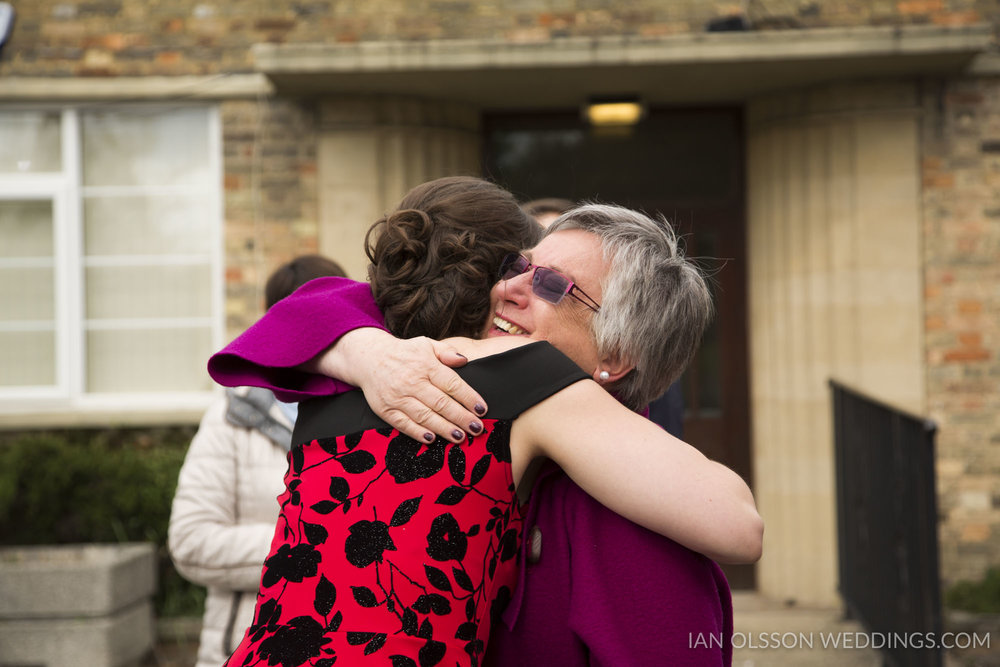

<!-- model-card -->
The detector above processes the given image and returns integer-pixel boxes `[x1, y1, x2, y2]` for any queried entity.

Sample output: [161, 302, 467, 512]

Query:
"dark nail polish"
[423, 432, 435, 443]
[451, 429, 464, 441]
[474, 403, 486, 416]
[469, 422, 482, 434]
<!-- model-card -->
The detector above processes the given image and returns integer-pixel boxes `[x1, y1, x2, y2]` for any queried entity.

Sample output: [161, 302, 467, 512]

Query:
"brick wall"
[922, 76, 1000, 584]
[2, 1, 992, 77]
[221, 98, 320, 337]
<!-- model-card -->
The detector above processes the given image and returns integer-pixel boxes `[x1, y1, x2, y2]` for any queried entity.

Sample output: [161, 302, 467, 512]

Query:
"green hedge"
[0, 427, 205, 617]
[946, 567, 1000, 614]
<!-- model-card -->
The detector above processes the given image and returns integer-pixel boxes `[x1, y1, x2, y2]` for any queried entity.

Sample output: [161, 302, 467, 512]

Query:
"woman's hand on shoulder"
[314, 328, 488, 444]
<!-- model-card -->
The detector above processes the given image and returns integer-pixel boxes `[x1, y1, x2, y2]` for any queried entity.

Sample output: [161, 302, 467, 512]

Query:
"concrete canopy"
[253, 24, 994, 108]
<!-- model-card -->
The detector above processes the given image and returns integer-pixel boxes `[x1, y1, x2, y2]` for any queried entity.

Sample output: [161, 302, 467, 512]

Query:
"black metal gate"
[831, 380, 942, 667]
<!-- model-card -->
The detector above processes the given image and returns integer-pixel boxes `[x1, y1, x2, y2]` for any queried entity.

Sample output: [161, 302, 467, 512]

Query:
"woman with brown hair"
[209, 176, 539, 418]
[217, 179, 760, 666]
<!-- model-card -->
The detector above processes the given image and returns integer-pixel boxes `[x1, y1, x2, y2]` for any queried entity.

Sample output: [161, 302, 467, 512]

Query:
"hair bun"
[377, 208, 434, 260]
[364, 176, 539, 339]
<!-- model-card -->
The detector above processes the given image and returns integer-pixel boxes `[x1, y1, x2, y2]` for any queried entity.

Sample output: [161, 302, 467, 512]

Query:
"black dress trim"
[293, 341, 589, 444]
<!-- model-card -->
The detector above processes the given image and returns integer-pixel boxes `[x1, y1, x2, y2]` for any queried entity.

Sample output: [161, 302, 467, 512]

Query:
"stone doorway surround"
[746, 81, 926, 606]
[314, 97, 481, 279]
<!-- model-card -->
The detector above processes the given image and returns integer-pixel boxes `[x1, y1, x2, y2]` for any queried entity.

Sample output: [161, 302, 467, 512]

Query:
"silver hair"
[546, 203, 714, 410]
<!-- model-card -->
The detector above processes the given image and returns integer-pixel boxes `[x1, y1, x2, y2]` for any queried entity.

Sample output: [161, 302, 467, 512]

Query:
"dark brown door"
[484, 108, 754, 587]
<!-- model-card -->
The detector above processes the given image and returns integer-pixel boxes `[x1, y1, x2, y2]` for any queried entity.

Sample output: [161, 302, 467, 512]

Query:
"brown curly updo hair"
[365, 176, 541, 340]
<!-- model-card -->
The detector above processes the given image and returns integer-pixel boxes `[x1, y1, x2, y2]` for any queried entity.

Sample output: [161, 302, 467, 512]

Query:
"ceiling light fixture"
[583, 97, 646, 127]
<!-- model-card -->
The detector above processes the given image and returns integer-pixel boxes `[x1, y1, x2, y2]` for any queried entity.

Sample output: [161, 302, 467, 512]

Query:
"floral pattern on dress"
[225, 421, 523, 667]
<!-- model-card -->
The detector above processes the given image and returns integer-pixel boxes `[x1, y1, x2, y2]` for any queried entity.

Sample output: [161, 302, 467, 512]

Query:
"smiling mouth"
[492, 315, 528, 335]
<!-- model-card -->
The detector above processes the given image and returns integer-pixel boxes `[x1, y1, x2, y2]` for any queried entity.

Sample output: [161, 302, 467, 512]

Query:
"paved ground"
[144, 596, 999, 666]
[732, 593, 1000, 667]
[141, 617, 199, 667]
[731, 592, 883, 666]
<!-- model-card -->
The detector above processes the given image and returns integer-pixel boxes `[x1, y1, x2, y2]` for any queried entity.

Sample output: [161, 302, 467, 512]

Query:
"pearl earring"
[598, 371, 610, 381]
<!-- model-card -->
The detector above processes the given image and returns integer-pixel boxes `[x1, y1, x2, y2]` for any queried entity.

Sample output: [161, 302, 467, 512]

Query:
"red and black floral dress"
[225, 342, 587, 667]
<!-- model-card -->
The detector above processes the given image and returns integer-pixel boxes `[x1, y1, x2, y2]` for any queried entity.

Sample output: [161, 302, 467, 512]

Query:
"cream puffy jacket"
[168, 388, 293, 667]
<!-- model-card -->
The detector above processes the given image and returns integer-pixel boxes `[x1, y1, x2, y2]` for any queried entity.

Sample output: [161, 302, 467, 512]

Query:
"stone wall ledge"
[0, 73, 273, 101]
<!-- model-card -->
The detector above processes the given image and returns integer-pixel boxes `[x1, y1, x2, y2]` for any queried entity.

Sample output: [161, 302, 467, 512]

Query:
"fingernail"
[423, 432, 435, 443]
[474, 403, 486, 416]
[455, 353, 467, 360]
[451, 429, 464, 442]
[469, 422, 482, 434]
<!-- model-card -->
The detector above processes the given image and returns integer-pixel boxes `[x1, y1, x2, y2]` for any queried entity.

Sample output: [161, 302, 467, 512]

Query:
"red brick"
[943, 348, 991, 362]
[958, 332, 982, 347]
[947, 92, 985, 105]
[255, 18, 297, 31]
[897, 0, 943, 14]
[956, 237, 978, 253]
[156, 51, 182, 65]
[924, 173, 955, 188]
[76, 65, 116, 77]
[932, 11, 980, 26]
[639, 22, 686, 37]
[537, 13, 574, 28]
[960, 523, 990, 543]
[100, 34, 128, 51]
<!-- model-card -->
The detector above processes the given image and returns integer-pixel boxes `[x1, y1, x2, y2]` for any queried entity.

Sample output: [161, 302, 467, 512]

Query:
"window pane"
[85, 264, 212, 320]
[86, 327, 213, 392]
[0, 267, 55, 321]
[0, 331, 56, 386]
[83, 195, 213, 255]
[0, 199, 55, 258]
[0, 111, 61, 173]
[81, 108, 211, 187]
[78, 105, 218, 396]
[0, 199, 56, 387]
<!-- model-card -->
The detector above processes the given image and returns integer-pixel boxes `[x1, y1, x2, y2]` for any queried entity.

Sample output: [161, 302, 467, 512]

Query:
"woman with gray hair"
[211, 198, 756, 665]
[531, 203, 713, 411]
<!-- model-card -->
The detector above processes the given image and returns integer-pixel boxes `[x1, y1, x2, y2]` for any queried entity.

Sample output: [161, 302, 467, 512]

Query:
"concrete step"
[732, 594, 1000, 667]
[732, 593, 883, 666]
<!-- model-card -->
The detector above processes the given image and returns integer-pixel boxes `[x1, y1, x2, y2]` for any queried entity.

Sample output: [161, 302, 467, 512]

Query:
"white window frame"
[0, 106, 225, 425]
[0, 181, 72, 400]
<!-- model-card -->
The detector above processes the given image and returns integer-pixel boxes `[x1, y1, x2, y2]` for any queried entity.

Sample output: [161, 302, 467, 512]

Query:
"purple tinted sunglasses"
[499, 253, 601, 313]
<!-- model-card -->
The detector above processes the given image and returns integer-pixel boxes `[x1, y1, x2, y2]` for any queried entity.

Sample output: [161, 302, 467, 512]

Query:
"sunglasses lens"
[500, 254, 530, 280]
[532, 267, 570, 304]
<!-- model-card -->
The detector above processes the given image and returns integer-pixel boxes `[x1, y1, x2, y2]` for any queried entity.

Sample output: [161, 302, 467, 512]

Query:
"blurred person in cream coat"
[167, 254, 345, 667]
